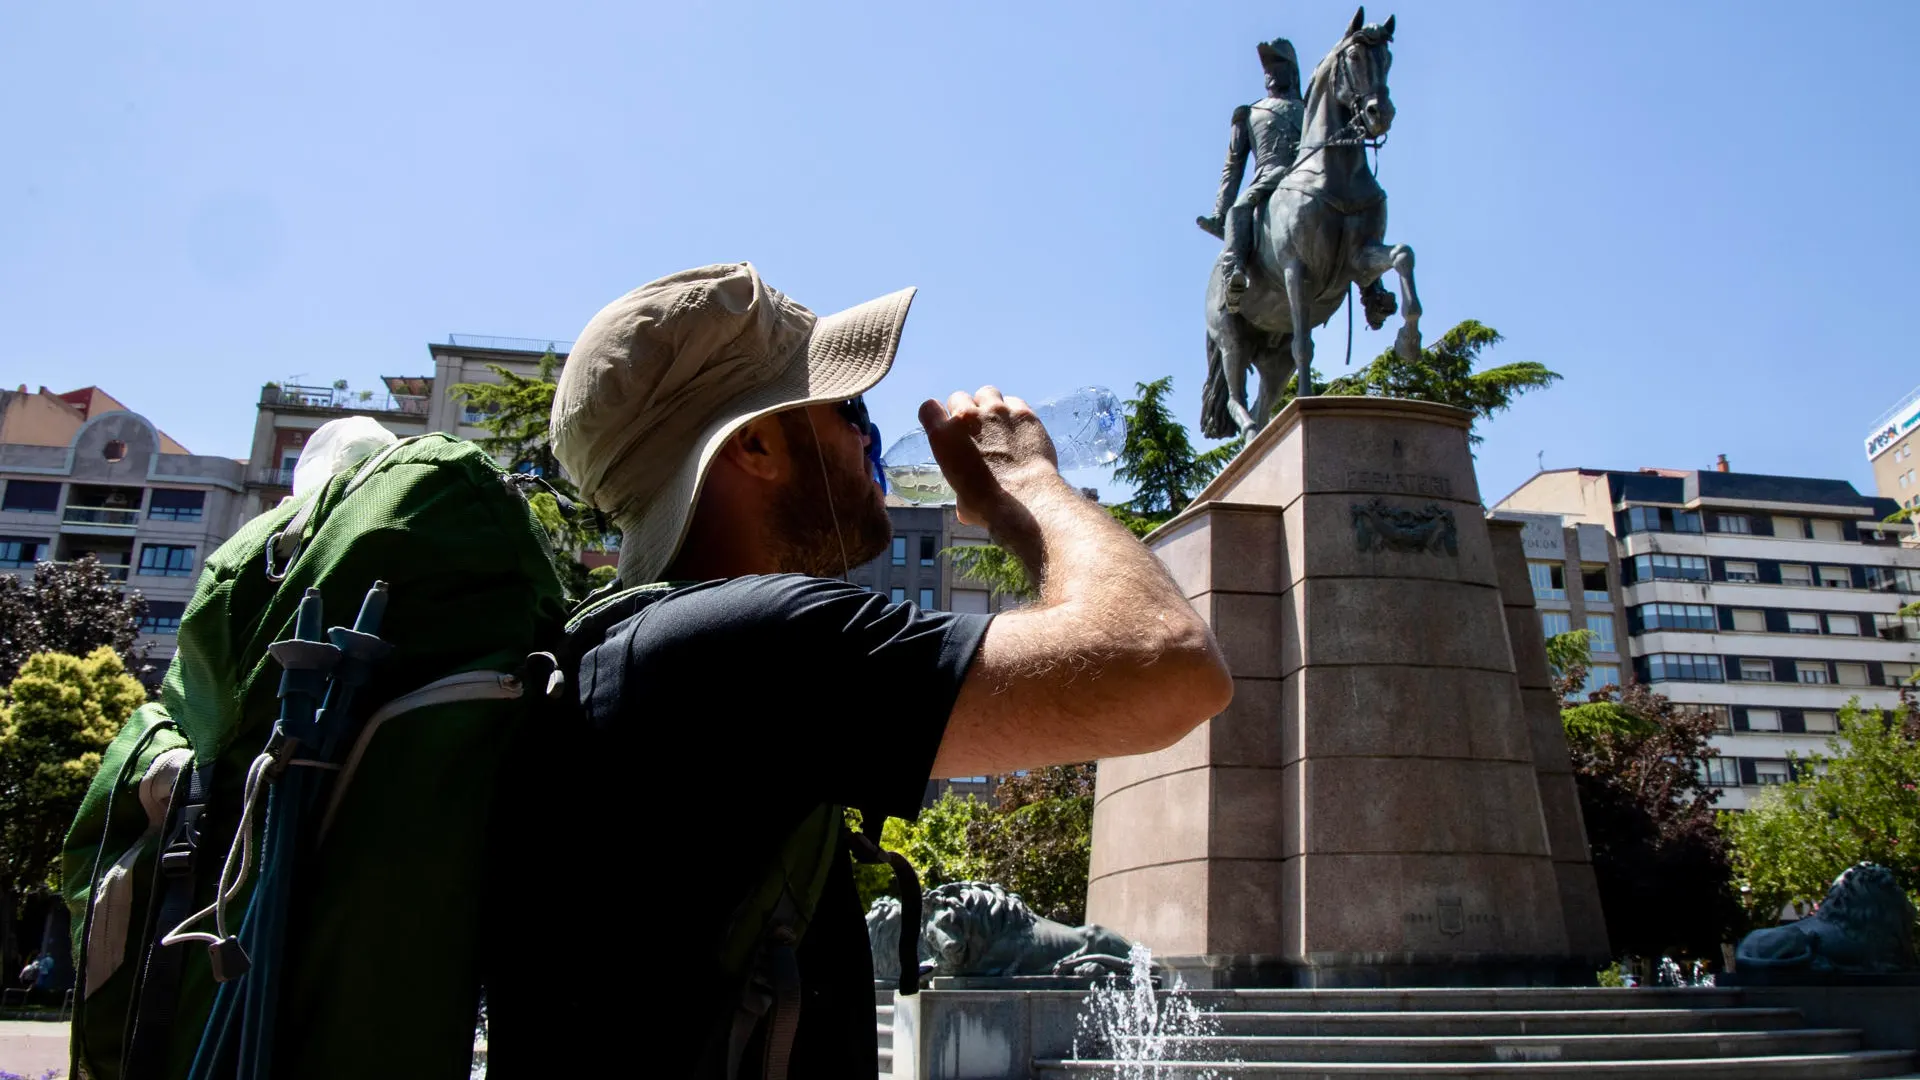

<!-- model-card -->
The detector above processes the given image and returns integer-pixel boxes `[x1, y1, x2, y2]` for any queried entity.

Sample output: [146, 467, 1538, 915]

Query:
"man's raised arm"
[927, 387, 1233, 778]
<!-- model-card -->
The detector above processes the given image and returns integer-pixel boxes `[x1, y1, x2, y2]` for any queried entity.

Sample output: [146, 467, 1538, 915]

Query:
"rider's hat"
[1256, 38, 1300, 98]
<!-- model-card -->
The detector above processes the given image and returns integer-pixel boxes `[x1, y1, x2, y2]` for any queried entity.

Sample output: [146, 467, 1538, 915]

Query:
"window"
[138, 601, 186, 636]
[0, 537, 45, 568]
[1731, 608, 1766, 632]
[919, 535, 936, 567]
[1716, 513, 1752, 534]
[1835, 662, 1869, 687]
[1580, 565, 1609, 601]
[1624, 506, 1658, 533]
[1865, 566, 1920, 594]
[1674, 510, 1703, 534]
[461, 400, 500, 426]
[1540, 611, 1572, 638]
[1640, 602, 1716, 632]
[1826, 613, 1860, 636]
[1740, 658, 1775, 682]
[147, 489, 205, 522]
[1646, 653, 1723, 682]
[1796, 662, 1830, 684]
[1, 480, 60, 514]
[1780, 564, 1814, 586]
[1747, 708, 1782, 731]
[1633, 554, 1709, 582]
[891, 537, 907, 566]
[1697, 757, 1739, 786]
[1773, 516, 1808, 539]
[1786, 611, 1821, 634]
[1819, 566, 1852, 588]
[1884, 662, 1916, 687]
[1695, 704, 1733, 733]
[919, 588, 935, 609]
[1528, 561, 1567, 599]
[1754, 760, 1791, 786]
[1804, 710, 1838, 733]
[1724, 560, 1760, 583]
[1810, 519, 1844, 542]
[889, 587, 905, 603]
[1586, 614, 1616, 652]
[137, 544, 195, 578]
[1583, 664, 1620, 693]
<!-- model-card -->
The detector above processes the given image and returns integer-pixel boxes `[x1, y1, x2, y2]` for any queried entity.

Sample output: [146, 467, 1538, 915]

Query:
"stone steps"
[1177, 988, 1746, 1013]
[1116, 1028, 1864, 1063]
[1034, 1053, 1918, 1078]
[1211, 1007, 1803, 1037]
[1039, 987, 1915, 1079]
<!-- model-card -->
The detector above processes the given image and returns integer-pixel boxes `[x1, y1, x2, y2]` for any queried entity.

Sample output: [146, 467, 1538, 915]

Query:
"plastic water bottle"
[880, 387, 1128, 505]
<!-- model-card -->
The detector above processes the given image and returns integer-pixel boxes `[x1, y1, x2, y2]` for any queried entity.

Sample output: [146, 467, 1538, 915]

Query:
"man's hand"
[919, 386, 1060, 530]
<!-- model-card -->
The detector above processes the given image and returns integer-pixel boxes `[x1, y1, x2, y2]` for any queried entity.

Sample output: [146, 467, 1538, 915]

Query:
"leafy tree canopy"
[450, 350, 610, 598]
[1273, 320, 1560, 445]
[1724, 700, 1920, 926]
[0, 648, 147, 900]
[1548, 630, 1739, 957]
[0, 558, 148, 687]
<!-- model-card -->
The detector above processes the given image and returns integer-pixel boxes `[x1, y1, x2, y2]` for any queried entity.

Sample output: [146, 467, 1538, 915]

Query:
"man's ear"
[714, 414, 789, 482]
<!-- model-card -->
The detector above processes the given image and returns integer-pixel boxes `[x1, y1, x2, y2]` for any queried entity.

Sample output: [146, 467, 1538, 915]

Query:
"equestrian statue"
[1199, 8, 1422, 440]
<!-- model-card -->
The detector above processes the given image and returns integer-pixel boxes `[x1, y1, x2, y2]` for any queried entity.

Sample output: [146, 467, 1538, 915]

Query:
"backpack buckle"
[159, 802, 206, 877]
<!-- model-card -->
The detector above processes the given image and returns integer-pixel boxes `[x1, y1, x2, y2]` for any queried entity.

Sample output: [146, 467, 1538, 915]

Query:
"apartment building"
[1865, 383, 1920, 511]
[1488, 510, 1628, 695]
[1, 386, 247, 680]
[1498, 465, 1920, 810]
[241, 335, 570, 522]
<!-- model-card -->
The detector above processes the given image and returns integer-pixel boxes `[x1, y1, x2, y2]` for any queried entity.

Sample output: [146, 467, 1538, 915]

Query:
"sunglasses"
[834, 396, 889, 492]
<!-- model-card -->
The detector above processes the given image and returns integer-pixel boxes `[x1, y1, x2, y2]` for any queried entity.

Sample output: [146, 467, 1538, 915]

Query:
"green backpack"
[62, 431, 922, 1080]
[62, 433, 568, 1080]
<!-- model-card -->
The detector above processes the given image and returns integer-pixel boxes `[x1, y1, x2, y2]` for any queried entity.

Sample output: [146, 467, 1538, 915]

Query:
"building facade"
[1487, 510, 1627, 696]
[1, 387, 247, 681]
[241, 335, 570, 522]
[1499, 466, 1920, 809]
[1865, 383, 1920, 510]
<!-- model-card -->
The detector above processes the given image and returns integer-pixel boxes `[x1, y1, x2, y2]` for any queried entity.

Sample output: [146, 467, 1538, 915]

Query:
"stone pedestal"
[1086, 397, 1598, 987]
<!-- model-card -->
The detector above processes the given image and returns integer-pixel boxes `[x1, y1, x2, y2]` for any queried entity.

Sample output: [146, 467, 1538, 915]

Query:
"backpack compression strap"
[121, 761, 215, 1080]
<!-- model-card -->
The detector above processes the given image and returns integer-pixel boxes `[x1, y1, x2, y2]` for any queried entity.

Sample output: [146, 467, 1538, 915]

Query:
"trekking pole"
[232, 581, 392, 1080]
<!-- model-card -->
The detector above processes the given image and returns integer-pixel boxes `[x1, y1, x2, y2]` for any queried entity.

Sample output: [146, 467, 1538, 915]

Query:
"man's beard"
[769, 412, 892, 578]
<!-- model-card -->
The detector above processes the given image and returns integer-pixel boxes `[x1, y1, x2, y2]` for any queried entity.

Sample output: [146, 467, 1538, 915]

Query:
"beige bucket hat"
[551, 262, 916, 586]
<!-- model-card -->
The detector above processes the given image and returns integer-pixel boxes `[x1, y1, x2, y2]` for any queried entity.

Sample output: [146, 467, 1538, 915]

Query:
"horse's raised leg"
[1354, 242, 1422, 361]
[1283, 259, 1315, 398]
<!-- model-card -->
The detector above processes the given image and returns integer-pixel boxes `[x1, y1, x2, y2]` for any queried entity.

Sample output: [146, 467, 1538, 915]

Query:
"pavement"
[0, 1020, 68, 1077]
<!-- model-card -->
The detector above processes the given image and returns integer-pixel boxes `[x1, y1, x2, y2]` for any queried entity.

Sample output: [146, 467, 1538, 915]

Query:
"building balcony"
[261, 383, 430, 417]
[62, 506, 140, 529]
[250, 466, 297, 489]
[53, 559, 130, 581]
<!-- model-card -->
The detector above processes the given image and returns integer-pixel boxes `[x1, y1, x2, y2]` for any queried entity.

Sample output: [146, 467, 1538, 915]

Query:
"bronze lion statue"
[866, 881, 1137, 982]
[1737, 863, 1917, 973]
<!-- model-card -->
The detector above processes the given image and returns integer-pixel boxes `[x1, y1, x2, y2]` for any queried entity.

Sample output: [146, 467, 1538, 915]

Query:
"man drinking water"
[487, 262, 1233, 1078]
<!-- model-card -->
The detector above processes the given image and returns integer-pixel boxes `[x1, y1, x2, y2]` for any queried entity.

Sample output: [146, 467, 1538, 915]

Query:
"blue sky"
[4, 0, 1916, 507]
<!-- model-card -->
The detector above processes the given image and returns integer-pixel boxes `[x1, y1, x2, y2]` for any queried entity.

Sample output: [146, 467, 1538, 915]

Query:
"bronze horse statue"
[1202, 8, 1423, 439]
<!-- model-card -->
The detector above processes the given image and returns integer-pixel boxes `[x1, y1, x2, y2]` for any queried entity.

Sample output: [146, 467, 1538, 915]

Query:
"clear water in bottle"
[880, 387, 1127, 505]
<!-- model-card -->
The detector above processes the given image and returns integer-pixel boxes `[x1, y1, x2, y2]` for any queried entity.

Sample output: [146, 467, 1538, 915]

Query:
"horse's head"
[1328, 7, 1397, 138]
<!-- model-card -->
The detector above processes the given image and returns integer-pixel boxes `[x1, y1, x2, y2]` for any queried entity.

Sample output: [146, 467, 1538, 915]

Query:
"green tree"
[450, 349, 610, 598]
[1276, 320, 1560, 445]
[0, 557, 149, 686]
[944, 377, 1234, 601]
[1724, 700, 1920, 927]
[0, 649, 148, 978]
[966, 765, 1095, 924]
[1547, 630, 1739, 958]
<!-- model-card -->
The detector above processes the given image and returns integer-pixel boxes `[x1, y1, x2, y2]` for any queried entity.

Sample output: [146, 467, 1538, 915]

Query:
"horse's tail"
[1201, 331, 1232, 440]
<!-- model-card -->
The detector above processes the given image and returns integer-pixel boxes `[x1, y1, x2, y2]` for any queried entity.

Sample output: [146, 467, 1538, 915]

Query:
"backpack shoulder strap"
[120, 760, 215, 1080]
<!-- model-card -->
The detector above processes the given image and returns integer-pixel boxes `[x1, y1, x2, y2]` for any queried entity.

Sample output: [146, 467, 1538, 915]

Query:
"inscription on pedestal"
[1345, 469, 1454, 498]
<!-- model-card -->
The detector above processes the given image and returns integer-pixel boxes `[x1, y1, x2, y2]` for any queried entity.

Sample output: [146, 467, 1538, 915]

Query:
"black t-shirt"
[486, 575, 991, 1078]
